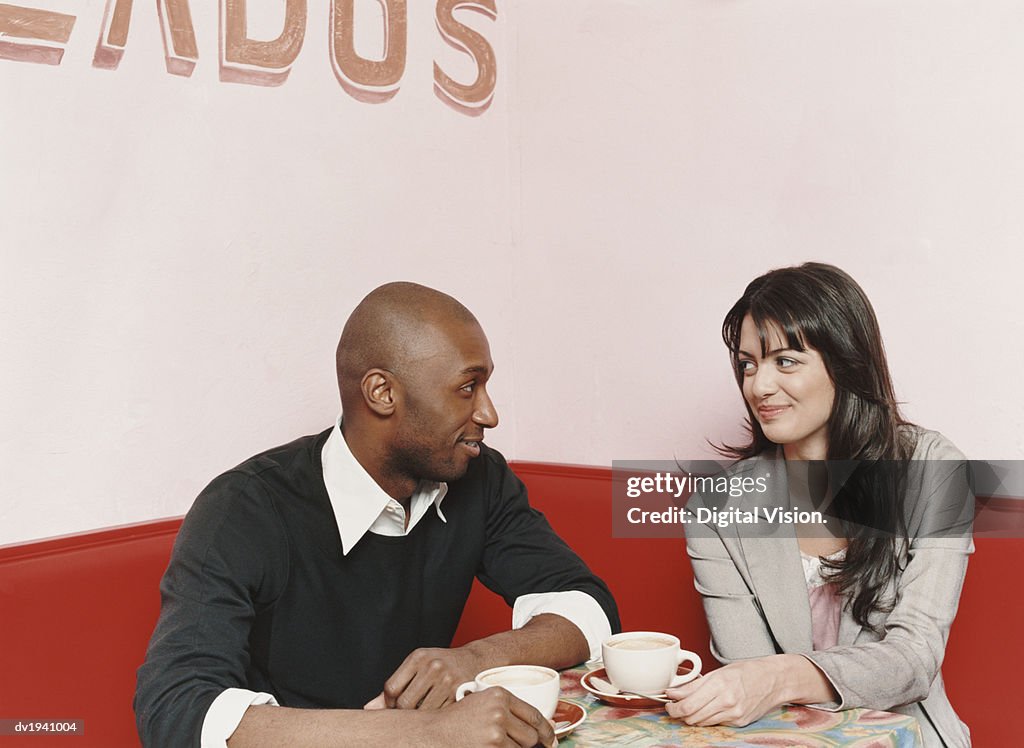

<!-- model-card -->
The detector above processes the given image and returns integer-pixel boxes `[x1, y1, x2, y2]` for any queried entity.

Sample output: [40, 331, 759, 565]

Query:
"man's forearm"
[228, 704, 426, 747]
[228, 689, 557, 748]
[460, 613, 590, 672]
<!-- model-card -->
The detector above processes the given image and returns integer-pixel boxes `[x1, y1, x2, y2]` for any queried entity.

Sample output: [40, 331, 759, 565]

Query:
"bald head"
[336, 282, 480, 414]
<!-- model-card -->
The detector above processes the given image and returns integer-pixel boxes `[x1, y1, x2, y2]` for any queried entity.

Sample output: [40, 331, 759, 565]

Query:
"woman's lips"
[757, 404, 789, 421]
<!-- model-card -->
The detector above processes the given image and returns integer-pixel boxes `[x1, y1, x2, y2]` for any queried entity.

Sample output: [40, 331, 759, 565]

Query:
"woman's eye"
[777, 357, 797, 368]
[738, 360, 755, 374]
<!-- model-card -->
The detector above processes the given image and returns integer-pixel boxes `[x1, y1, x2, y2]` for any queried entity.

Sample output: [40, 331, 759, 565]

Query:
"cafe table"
[555, 666, 922, 747]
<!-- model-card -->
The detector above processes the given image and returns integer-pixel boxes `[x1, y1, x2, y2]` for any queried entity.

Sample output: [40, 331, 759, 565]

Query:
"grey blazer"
[684, 428, 973, 747]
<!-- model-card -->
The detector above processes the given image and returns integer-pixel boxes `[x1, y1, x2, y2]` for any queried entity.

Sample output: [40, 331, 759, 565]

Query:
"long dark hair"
[720, 262, 915, 630]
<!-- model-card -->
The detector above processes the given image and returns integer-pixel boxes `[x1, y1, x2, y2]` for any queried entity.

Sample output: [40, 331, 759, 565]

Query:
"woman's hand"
[665, 659, 782, 727]
[665, 654, 836, 727]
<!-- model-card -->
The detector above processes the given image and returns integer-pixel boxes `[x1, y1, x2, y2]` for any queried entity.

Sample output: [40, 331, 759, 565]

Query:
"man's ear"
[361, 369, 398, 416]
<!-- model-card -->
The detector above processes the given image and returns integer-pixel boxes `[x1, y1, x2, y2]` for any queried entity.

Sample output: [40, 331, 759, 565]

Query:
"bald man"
[134, 283, 619, 748]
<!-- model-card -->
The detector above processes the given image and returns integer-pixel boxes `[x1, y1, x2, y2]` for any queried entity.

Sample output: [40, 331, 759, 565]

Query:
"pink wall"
[509, 0, 1024, 466]
[2, 0, 1021, 543]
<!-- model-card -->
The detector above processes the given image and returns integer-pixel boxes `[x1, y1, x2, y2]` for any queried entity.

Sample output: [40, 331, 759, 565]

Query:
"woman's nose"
[749, 366, 778, 399]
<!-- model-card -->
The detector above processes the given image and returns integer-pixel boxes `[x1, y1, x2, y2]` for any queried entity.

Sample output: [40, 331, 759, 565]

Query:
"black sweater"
[134, 429, 619, 746]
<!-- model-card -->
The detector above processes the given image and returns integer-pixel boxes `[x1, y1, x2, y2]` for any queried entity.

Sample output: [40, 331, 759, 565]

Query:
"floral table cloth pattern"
[557, 667, 921, 747]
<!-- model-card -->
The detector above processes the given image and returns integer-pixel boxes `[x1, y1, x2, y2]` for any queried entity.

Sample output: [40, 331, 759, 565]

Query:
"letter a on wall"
[92, 0, 199, 75]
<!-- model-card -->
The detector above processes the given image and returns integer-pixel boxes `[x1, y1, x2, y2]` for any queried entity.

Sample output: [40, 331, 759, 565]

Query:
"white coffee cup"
[455, 664, 560, 719]
[602, 631, 702, 693]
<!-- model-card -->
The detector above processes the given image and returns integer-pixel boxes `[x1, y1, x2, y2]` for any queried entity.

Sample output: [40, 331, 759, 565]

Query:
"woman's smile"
[738, 315, 835, 461]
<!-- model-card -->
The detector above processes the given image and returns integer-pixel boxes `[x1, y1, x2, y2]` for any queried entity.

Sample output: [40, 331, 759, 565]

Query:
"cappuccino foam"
[481, 670, 552, 687]
[607, 636, 674, 651]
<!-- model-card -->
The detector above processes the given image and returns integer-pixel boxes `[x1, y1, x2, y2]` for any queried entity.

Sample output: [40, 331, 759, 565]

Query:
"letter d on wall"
[434, 0, 497, 116]
[221, 0, 307, 86]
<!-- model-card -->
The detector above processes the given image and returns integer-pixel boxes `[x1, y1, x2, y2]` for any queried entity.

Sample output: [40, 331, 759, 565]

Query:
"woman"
[668, 263, 973, 747]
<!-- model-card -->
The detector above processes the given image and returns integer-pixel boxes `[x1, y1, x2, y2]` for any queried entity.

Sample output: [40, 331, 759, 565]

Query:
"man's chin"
[440, 451, 481, 483]
[413, 459, 471, 486]
[437, 464, 471, 484]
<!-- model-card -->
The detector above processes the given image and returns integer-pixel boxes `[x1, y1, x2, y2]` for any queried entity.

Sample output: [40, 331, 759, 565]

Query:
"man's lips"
[460, 436, 484, 457]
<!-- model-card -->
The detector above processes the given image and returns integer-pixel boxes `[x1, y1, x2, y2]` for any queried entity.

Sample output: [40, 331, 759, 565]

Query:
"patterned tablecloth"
[556, 667, 922, 747]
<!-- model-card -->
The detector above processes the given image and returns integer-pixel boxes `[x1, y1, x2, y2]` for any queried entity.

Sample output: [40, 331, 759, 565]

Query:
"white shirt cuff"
[511, 590, 612, 663]
[200, 688, 279, 747]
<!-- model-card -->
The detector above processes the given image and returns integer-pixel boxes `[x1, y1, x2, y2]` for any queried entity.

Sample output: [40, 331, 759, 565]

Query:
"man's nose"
[473, 388, 499, 429]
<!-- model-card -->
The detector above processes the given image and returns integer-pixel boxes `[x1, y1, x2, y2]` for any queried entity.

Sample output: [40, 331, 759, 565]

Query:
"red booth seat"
[0, 462, 1020, 747]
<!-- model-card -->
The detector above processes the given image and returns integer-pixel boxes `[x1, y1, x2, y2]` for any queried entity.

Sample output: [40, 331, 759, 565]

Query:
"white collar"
[321, 417, 447, 555]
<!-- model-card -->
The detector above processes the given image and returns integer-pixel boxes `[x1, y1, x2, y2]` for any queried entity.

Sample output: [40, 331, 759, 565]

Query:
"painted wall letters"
[221, 0, 306, 86]
[0, 3, 75, 65]
[434, 0, 497, 116]
[330, 0, 406, 103]
[1, 1, 497, 115]
[92, 0, 199, 75]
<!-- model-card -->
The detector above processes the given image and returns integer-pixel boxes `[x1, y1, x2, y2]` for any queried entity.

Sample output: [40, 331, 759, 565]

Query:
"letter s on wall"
[433, 0, 497, 116]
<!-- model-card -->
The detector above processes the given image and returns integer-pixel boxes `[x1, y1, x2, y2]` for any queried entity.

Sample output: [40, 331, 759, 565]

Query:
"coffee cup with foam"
[454, 664, 560, 719]
[602, 631, 702, 694]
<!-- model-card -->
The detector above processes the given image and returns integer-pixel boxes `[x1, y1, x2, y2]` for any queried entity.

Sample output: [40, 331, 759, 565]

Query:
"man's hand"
[377, 646, 488, 710]
[419, 688, 557, 748]
[365, 614, 590, 712]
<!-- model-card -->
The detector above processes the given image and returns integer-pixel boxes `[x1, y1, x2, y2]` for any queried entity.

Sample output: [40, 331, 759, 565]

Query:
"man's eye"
[461, 383, 476, 393]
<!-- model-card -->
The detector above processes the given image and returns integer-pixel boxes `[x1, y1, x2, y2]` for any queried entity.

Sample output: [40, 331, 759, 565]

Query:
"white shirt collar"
[321, 417, 447, 555]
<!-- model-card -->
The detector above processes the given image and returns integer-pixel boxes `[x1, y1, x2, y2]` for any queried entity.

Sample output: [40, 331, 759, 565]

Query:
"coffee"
[606, 636, 673, 651]
[481, 670, 551, 687]
[601, 631, 703, 694]
[455, 665, 560, 719]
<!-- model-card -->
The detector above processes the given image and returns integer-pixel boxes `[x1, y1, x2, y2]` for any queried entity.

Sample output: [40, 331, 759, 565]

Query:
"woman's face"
[737, 314, 836, 460]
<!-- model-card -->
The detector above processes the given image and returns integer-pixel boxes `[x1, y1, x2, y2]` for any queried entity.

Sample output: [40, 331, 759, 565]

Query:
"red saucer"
[553, 699, 586, 737]
[580, 667, 685, 709]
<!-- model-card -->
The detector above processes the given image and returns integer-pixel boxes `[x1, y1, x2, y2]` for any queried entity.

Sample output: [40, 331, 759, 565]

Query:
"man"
[135, 282, 619, 747]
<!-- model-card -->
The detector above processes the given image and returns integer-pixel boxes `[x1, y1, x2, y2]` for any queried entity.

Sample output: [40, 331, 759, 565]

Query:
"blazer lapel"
[839, 572, 895, 646]
[737, 451, 815, 654]
[837, 605, 861, 646]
